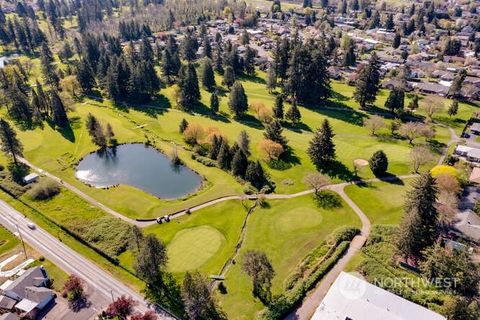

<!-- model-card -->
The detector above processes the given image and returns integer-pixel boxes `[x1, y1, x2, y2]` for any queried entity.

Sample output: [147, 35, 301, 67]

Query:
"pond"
[75, 143, 202, 199]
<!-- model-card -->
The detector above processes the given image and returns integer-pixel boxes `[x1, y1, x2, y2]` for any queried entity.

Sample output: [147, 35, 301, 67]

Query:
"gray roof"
[25, 286, 53, 303]
[312, 272, 446, 320]
[471, 123, 480, 132]
[0, 295, 17, 310]
[455, 211, 480, 241]
[5, 267, 49, 299]
[0, 313, 20, 320]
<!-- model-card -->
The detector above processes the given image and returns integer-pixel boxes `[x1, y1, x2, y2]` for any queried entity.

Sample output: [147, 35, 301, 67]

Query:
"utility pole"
[110, 289, 115, 303]
[16, 224, 27, 259]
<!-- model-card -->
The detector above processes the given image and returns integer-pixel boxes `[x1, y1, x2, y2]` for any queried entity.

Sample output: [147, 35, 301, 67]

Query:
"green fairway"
[144, 200, 249, 276]
[344, 180, 411, 225]
[219, 194, 361, 319]
[4, 67, 471, 219]
[167, 226, 225, 272]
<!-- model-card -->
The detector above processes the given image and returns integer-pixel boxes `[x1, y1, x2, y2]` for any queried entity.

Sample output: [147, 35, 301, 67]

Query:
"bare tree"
[400, 122, 434, 145]
[363, 115, 386, 136]
[303, 172, 330, 194]
[410, 146, 433, 173]
[242, 250, 275, 303]
[422, 96, 444, 119]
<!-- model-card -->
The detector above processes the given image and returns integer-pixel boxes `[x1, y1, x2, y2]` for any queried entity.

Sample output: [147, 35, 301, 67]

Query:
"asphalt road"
[0, 200, 175, 319]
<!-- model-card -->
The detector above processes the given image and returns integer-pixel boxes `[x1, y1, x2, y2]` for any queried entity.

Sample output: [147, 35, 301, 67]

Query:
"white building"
[311, 272, 446, 320]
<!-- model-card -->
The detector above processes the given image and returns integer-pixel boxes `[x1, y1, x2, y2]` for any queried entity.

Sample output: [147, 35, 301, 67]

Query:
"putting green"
[167, 226, 225, 272]
[274, 207, 323, 232]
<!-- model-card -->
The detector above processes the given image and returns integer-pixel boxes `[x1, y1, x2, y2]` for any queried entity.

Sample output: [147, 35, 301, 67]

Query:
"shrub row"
[263, 240, 352, 320]
[27, 179, 60, 200]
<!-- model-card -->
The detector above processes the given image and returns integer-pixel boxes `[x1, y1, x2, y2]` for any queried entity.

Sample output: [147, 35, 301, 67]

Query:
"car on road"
[27, 223, 36, 230]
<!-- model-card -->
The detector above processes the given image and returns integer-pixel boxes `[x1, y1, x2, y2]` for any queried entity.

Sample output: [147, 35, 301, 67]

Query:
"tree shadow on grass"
[428, 139, 447, 155]
[237, 114, 265, 129]
[331, 91, 350, 102]
[321, 160, 356, 181]
[46, 119, 75, 142]
[302, 100, 367, 127]
[376, 173, 405, 185]
[283, 121, 312, 133]
[268, 147, 301, 171]
[238, 74, 266, 84]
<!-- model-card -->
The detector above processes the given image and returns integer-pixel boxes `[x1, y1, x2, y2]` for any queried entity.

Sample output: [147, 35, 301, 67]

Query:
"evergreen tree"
[228, 81, 248, 118]
[448, 69, 466, 98]
[264, 120, 288, 148]
[210, 92, 219, 115]
[396, 209, 424, 260]
[244, 46, 256, 76]
[369, 150, 388, 176]
[384, 87, 405, 114]
[217, 141, 231, 170]
[286, 100, 301, 124]
[179, 118, 189, 133]
[343, 40, 356, 66]
[177, 63, 200, 110]
[209, 135, 222, 160]
[448, 100, 459, 117]
[266, 62, 276, 93]
[76, 59, 95, 93]
[40, 42, 60, 89]
[231, 148, 248, 178]
[273, 95, 284, 120]
[385, 13, 394, 30]
[399, 173, 438, 257]
[354, 53, 381, 109]
[50, 90, 69, 127]
[237, 130, 251, 156]
[392, 33, 401, 49]
[182, 33, 198, 61]
[0, 119, 23, 165]
[201, 58, 216, 91]
[245, 161, 265, 190]
[202, 34, 212, 59]
[223, 66, 235, 88]
[408, 94, 419, 110]
[308, 119, 336, 169]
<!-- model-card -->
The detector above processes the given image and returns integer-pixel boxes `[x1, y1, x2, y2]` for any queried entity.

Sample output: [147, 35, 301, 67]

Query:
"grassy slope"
[131, 200, 250, 277]
[344, 179, 411, 225]
[10, 72, 474, 221]
[219, 195, 361, 319]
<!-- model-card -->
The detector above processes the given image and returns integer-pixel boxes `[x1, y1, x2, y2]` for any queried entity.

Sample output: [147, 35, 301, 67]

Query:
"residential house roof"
[455, 210, 480, 242]
[0, 295, 17, 310]
[4, 267, 49, 300]
[0, 313, 20, 320]
[312, 272, 446, 320]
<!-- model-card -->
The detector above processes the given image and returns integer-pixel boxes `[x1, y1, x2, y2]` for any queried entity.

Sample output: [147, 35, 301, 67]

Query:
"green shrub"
[27, 179, 61, 200]
[328, 227, 360, 245]
[83, 217, 132, 257]
[194, 155, 217, 167]
[314, 190, 342, 209]
[0, 171, 29, 198]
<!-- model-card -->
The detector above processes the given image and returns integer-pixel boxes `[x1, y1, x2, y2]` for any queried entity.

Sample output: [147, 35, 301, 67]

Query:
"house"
[467, 148, 480, 162]
[469, 167, 480, 184]
[0, 314, 19, 320]
[311, 272, 446, 320]
[22, 173, 39, 185]
[455, 145, 474, 157]
[0, 266, 54, 318]
[471, 123, 480, 134]
[454, 210, 480, 243]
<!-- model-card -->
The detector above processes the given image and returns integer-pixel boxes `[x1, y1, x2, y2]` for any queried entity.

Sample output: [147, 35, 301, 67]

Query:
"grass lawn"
[218, 194, 361, 319]
[0, 189, 144, 291]
[0, 226, 20, 257]
[4, 66, 468, 219]
[344, 179, 412, 225]
[138, 200, 250, 277]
